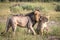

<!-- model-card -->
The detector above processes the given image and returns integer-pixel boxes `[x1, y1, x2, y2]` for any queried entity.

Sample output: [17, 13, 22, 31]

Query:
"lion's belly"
[17, 17, 28, 27]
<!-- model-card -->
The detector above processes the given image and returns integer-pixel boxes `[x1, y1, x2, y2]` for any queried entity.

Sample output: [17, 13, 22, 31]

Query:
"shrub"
[22, 5, 44, 10]
[10, 4, 44, 13]
[55, 5, 60, 11]
[22, 5, 33, 10]
[10, 5, 23, 13]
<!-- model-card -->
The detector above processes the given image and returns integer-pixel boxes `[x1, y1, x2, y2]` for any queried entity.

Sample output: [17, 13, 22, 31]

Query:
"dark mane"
[25, 12, 34, 21]
[25, 12, 34, 17]
[25, 11, 37, 26]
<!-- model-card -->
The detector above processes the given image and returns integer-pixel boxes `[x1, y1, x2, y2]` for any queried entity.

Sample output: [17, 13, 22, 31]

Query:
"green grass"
[0, 23, 60, 40]
[0, 23, 47, 40]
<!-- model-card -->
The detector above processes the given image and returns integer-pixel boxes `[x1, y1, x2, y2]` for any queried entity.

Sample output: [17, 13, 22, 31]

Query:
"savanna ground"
[0, 2, 60, 40]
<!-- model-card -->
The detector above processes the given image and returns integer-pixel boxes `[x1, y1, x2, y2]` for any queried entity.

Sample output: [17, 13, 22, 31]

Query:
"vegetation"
[10, 4, 44, 13]
[55, 4, 60, 11]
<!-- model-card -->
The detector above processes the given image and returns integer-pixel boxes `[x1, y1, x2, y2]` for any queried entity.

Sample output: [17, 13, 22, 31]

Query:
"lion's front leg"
[27, 17, 36, 35]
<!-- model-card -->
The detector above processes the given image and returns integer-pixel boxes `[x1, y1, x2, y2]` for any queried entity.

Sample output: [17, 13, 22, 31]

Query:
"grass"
[0, 22, 47, 40]
[0, 2, 60, 40]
